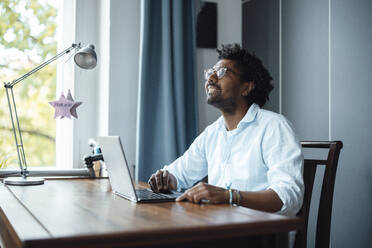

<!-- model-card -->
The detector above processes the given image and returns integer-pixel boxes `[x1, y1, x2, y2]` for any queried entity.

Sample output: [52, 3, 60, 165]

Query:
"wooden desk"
[0, 179, 303, 248]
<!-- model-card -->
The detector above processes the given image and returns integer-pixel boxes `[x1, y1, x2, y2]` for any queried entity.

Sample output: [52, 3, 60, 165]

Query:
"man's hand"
[176, 182, 229, 204]
[148, 170, 177, 193]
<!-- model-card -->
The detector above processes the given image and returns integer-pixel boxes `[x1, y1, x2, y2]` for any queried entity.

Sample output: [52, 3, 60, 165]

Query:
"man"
[148, 44, 304, 216]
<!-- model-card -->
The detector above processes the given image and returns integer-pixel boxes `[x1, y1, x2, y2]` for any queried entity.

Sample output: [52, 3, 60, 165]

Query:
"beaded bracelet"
[226, 183, 233, 205]
[228, 189, 233, 205]
[235, 190, 241, 206]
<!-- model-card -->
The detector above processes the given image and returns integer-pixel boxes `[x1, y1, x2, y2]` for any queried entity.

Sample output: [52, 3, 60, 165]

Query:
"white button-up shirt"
[164, 103, 304, 216]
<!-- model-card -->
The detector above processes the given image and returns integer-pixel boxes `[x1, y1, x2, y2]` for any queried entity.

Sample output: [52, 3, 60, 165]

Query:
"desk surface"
[0, 178, 303, 248]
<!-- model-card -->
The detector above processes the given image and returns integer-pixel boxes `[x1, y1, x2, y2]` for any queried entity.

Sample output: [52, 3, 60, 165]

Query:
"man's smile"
[206, 82, 221, 94]
[207, 85, 220, 93]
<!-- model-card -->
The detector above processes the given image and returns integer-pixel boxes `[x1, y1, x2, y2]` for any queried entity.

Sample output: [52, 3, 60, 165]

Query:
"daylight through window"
[0, 0, 59, 168]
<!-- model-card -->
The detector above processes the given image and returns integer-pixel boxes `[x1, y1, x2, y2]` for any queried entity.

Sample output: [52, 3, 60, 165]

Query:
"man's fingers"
[149, 170, 174, 193]
[176, 188, 191, 202]
[148, 180, 155, 191]
[162, 170, 169, 190]
[192, 189, 210, 203]
[176, 188, 199, 203]
[176, 191, 194, 202]
[176, 193, 186, 202]
[186, 191, 199, 203]
[189, 187, 209, 203]
[154, 170, 163, 191]
[176, 185, 215, 204]
[148, 175, 158, 192]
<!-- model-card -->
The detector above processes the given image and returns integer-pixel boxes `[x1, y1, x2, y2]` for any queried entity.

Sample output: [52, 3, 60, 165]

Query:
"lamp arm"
[3, 42, 80, 177]
[7, 43, 80, 88]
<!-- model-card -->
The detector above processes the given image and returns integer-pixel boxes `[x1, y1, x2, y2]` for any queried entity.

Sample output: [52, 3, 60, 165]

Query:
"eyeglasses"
[204, 67, 238, 80]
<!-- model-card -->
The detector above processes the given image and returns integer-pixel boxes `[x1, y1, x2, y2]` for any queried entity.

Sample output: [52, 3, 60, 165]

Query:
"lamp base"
[3, 177, 44, 186]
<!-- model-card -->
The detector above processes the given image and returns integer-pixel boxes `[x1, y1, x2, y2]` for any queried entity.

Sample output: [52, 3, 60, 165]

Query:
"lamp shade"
[74, 44, 97, 69]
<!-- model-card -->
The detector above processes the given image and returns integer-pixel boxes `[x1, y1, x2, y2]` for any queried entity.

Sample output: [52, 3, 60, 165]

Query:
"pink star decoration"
[66, 90, 82, 118]
[49, 90, 83, 119]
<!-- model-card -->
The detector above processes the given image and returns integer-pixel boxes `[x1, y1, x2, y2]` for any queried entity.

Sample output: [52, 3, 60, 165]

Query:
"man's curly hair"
[216, 44, 274, 107]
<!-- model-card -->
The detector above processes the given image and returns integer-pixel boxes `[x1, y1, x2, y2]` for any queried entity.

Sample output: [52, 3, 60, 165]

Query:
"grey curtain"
[136, 0, 198, 181]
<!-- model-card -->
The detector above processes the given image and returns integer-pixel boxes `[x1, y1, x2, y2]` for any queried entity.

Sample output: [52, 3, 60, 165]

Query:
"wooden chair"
[294, 141, 343, 248]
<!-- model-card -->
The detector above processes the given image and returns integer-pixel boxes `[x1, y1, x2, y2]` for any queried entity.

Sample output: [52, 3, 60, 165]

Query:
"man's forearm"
[237, 189, 283, 213]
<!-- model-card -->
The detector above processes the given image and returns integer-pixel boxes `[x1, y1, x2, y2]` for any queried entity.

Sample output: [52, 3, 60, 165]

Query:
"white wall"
[103, 0, 141, 171]
[243, 1, 372, 246]
[57, 0, 101, 169]
[74, 0, 100, 167]
[97, 0, 110, 137]
[196, 0, 242, 131]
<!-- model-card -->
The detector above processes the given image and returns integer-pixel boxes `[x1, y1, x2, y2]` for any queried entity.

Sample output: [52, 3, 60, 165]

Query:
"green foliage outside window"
[0, 0, 58, 167]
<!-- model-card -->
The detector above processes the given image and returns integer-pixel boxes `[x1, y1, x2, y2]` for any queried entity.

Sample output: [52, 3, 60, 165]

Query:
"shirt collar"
[217, 103, 260, 131]
[239, 103, 259, 125]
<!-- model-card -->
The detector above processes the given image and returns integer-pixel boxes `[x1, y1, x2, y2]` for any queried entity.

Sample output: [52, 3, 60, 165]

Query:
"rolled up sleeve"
[263, 119, 304, 216]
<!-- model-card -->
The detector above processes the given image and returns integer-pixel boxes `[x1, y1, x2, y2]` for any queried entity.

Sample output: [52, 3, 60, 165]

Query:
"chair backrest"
[294, 141, 343, 248]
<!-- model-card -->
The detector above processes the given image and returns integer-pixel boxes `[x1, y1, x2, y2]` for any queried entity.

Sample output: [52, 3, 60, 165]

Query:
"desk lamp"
[3, 43, 97, 186]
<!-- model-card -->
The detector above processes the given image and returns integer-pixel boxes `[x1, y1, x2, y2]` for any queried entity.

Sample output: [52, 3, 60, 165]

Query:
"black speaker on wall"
[197, 2, 217, 48]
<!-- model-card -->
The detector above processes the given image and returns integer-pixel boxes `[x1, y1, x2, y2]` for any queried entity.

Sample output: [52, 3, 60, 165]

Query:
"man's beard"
[207, 91, 254, 114]
[207, 93, 237, 113]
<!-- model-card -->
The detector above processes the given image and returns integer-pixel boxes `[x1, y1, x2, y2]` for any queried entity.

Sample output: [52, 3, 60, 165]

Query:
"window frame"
[1, 0, 103, 178]
[56, 0, 100, 170]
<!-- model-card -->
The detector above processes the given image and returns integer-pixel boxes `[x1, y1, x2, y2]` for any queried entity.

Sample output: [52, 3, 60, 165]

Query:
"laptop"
[97, 136, 182, 203]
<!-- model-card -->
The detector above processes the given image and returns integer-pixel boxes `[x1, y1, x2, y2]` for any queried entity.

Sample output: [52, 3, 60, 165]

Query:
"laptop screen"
[97, 136, 137, 202]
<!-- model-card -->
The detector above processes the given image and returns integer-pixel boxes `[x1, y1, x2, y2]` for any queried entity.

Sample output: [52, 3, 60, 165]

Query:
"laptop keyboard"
[136, 189, 172, 200]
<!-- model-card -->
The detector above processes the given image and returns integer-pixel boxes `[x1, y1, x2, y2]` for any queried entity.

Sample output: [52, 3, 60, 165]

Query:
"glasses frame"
[204, 67, 239, 81]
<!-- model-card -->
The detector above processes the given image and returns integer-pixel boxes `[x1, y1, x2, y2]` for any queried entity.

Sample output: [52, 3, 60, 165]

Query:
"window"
[1, 0, 100, 174]
[0, 0, 59, 168]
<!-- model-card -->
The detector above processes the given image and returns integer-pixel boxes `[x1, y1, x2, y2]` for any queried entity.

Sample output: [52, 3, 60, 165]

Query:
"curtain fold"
[136, 0, 198, 181]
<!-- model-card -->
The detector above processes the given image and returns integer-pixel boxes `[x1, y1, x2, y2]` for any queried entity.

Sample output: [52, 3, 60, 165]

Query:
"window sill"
[0, 168, 93, 178]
